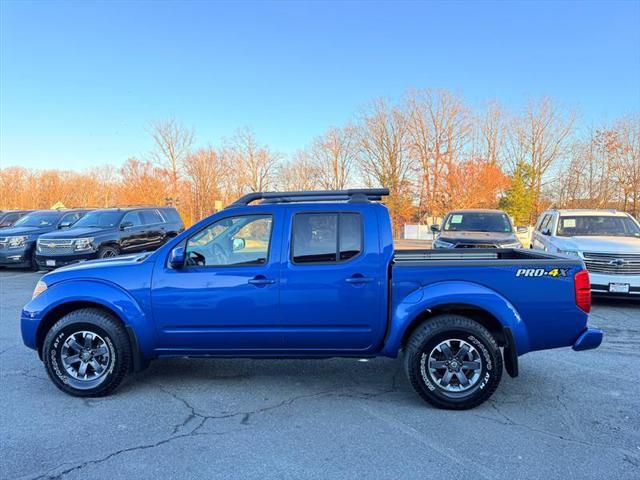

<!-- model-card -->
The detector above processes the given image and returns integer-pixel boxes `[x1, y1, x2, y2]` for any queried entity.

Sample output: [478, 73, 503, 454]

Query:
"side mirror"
[232, 238, 245, 251]
[517, 226, 528, 234]
[58, 221, 72, 229]
[430, 224, 441, 233]
[542, 228, 551, 236]
[120, 221, 133, 231]
[168, 246, 186, 269]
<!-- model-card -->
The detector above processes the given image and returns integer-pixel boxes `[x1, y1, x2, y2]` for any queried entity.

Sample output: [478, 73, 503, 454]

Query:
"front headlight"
[7, 236, 28, 248]
[557, 249, 581, 258]
[501, 242, 523, 249]
[74, 237, 94, 251]
[433, 239, 455, 249]
[32, 280, 47, 299]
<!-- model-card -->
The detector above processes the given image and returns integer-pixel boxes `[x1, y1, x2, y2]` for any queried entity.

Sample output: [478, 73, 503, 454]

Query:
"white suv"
[532, 209, 640, 296]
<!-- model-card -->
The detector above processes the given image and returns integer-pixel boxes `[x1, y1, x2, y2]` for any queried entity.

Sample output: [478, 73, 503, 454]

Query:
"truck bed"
[391, 248, 587, 355]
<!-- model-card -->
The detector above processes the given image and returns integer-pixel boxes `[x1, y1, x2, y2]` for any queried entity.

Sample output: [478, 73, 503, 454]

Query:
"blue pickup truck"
[21, 189, 603, 409]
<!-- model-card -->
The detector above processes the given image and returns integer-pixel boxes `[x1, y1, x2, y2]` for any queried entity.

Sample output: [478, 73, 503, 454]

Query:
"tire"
[403, 314, 503, 410]
[29, 252, 40, 272]
[42, 308, 131, 397]
[98, 245, 119, 259]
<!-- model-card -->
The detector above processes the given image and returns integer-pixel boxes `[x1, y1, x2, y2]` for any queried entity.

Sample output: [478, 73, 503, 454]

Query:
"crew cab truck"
[21, 189, 603, 410]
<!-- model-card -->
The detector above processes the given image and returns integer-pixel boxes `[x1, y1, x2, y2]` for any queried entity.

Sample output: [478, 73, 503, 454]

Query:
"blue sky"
[1, 0, 639, 170]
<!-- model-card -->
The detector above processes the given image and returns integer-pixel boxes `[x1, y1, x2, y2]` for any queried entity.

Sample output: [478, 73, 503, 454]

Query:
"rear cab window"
[291, 212, 363, 264]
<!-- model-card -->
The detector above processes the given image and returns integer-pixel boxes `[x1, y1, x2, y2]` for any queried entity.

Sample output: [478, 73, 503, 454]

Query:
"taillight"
[574, 269, 591, 313]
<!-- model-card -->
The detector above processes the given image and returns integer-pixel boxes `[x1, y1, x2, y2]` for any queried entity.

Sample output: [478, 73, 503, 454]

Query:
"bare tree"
[404, 89, 471, 217]
[309, 125, 357, 189]
[613, 116, 640, 216]
[477, 101, 505, 165]
[505, 98, 575, 218]
[277, 151, 320, 191]
[149, 118, 194, 201]
[227, 127, 280, 193]
[357, 99, 414, 236]
[183, 147, 229, 221]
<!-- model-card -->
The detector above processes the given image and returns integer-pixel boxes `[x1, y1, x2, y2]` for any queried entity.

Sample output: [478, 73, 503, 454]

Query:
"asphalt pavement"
[1, 270, 639, 480]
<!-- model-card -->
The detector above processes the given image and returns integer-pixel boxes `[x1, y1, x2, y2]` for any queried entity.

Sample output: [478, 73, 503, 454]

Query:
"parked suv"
[0, 210, 32, 229]
[35, 207, 184, 270]
[431, 209, 524, 249]
[532, 209, 640, 296]
[0, 210, 88, 270]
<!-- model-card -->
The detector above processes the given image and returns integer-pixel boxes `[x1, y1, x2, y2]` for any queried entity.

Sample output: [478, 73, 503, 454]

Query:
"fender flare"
[382, 280, 531, 358]
[27, 278, 153, 363]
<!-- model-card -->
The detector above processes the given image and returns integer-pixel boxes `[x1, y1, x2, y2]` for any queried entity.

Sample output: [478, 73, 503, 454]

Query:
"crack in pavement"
[25, 368, 404, 480]
[487, 400, 640, 461]
[25, 385, 361, 480]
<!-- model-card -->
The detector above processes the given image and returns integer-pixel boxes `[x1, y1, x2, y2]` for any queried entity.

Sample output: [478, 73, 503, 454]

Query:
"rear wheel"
[43, 308, 131, 397]
[404, 314, 502, 410]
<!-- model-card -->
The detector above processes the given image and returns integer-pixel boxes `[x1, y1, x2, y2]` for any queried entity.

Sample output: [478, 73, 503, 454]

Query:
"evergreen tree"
[500, 162, 536, 225]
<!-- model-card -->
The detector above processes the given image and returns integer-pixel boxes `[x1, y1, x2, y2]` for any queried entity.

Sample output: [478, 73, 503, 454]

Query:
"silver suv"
[532, 209, 640, 296]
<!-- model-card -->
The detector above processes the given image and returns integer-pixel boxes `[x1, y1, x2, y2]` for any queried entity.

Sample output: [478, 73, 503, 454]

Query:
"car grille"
[37, 239, 75, 256]
[583, 252, 640, 275]
[454, 244, 498, 249]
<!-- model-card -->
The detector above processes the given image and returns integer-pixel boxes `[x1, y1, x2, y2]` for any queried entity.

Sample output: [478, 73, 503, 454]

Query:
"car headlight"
[433, 239, 455, 249]
[32, 280, 47, 299]
[501, 242, 523, 249]
[7, 236, 28, 248]
[557, 249, 581, 258]
[74, 237, 94, 251]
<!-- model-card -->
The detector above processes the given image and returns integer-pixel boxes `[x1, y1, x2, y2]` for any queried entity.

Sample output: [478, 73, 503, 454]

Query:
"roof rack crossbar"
[229, 188, 390, 207]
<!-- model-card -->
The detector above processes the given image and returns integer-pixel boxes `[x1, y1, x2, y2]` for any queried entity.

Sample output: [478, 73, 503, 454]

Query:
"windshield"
[557, 215, 640, 237]
[13, 212, 60, 227]
[73, 211, 123, 228]
[443, 212, 513, 233]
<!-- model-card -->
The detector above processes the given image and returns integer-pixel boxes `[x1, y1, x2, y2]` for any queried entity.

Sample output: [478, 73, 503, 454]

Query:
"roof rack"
[229, 188, 390, 207]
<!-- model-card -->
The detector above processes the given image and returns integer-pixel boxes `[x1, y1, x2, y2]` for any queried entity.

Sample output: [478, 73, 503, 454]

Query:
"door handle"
[345, 275, 374, 284]
[248, 276, 276, 286]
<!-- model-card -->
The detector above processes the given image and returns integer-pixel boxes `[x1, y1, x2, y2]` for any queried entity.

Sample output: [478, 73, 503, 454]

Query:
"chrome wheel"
[101, 249, 117, 258]
[424, 339, 482, 393]
[61, 331, 110, 381]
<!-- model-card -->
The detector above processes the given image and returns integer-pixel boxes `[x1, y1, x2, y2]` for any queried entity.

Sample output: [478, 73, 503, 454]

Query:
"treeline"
[1, 89, 638, 232]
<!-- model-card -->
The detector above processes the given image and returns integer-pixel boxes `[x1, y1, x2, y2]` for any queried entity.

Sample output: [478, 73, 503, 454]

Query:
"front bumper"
[35, 251, 99, 269]
[0, 245, 32, 267]
[589, 272, 640, 296]
[572, 328, 604, 351]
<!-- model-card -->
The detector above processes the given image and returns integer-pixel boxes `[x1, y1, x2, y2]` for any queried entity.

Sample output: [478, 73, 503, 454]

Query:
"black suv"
[431, 209, 524, 249]
[0, 210, 32, 229]
[0, 210, 88, 270]
[35, 207, 184, 270]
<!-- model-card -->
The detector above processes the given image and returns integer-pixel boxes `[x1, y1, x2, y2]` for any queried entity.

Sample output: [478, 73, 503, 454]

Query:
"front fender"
[21, 279, 153, 357]
[382, 281, 530, 357]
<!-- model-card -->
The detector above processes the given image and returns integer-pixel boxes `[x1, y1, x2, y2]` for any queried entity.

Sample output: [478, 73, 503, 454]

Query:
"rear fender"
[22, 279, 153, 358]
[382, 281, 531, 357]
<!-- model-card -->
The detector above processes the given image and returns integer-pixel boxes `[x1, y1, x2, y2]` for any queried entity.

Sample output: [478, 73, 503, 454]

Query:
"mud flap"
[503, 327, 519, 378]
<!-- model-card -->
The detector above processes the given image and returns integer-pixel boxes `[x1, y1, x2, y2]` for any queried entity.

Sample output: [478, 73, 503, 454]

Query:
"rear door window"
[292, 212, 363, 264]
[141, 209, 164, 225]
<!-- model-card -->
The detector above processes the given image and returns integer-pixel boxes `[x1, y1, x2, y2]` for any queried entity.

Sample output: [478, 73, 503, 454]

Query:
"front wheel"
[404, 314, 503, 410]
[42, 308, 131, 397]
